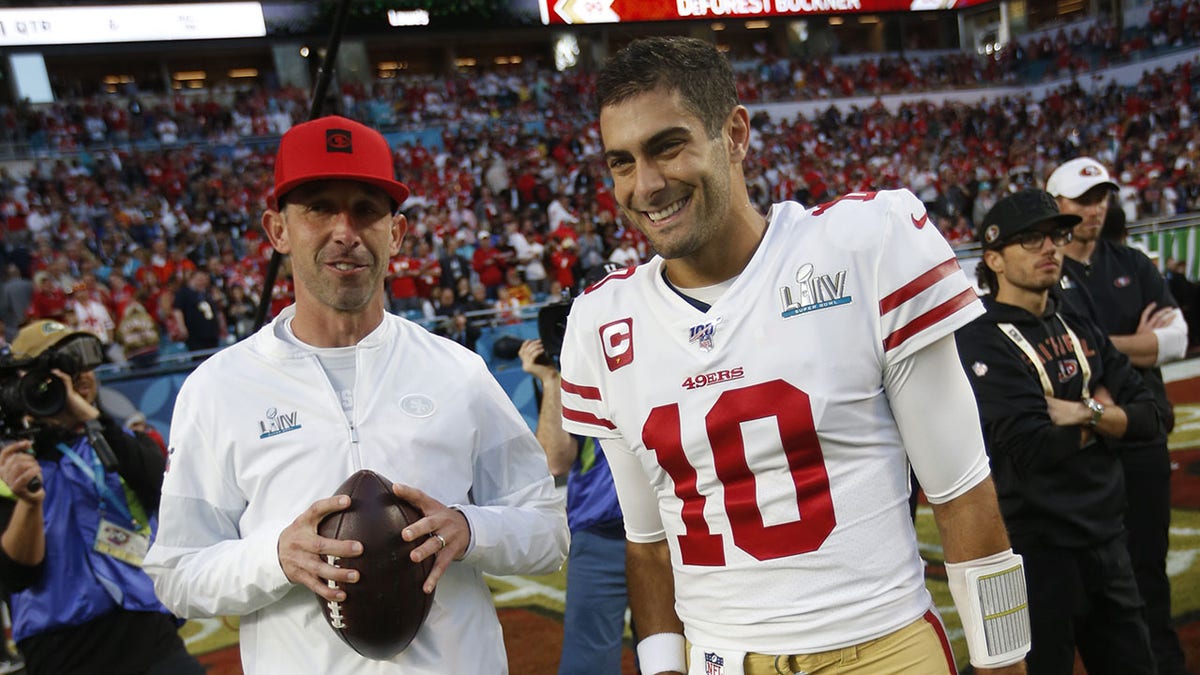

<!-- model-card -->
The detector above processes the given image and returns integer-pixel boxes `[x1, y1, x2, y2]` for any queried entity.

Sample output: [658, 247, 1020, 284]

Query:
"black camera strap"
[83, 419, 119, 472]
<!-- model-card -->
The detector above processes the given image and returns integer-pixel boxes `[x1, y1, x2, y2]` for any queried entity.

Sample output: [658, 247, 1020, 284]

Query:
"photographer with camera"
[520, 336, 629, 675]
[519, 262, 630, 674]
[0, 320, 202, 675]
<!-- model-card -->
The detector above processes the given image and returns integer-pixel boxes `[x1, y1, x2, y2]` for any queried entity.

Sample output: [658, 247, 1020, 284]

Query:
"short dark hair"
[595, 36, 738, 140]
[1100, 193, 1126, 243]
[976, 258, 997, 296]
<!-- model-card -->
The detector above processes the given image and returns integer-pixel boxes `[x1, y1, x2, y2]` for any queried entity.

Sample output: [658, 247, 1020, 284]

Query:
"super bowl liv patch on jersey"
[780, 262, 853, 318]
[258, 407, 301, 439]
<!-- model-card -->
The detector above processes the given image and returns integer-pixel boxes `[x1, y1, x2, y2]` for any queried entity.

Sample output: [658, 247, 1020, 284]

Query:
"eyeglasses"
[1006, 227, 1074, 251]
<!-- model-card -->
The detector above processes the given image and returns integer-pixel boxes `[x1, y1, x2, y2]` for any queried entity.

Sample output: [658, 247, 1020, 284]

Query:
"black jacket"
[956, 295, 1165, 548]
[1059, 239, 1178, 453]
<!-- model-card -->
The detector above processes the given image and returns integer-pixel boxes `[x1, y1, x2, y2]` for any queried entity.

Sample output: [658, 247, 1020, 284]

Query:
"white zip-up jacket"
[145, 307, 568, 674]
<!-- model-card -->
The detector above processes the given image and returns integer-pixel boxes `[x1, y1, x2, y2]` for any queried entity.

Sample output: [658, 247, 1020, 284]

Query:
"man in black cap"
[956, 189, 1163, 674]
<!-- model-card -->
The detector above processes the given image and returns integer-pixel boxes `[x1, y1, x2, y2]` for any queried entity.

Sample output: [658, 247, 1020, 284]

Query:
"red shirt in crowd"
[551, 247, 578, 290]
[388, 256, 420, 301]
[472, 242, 507, 290]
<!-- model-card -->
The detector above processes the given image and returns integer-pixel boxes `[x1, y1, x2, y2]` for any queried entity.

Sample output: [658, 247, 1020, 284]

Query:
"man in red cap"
[145, 116, 568, 673]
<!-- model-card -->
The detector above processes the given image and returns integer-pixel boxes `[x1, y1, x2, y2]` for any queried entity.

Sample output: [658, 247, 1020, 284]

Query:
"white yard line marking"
[486, 574, 567, 604]
[1168, 549, 1199, 577]
[182, 617, 222, 646]
[1164, 358, 1200, 383]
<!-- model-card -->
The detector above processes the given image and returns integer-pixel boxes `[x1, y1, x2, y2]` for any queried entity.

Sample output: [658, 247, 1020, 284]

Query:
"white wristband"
[636, 632, 686, 674]
[1153, 316, 1188, 365]
[945, 548, 1030, 669]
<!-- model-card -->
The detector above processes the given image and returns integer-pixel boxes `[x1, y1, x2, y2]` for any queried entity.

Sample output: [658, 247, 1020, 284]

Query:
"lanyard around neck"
[997, 313, 1092, 399]
[56, 441, 148, 533]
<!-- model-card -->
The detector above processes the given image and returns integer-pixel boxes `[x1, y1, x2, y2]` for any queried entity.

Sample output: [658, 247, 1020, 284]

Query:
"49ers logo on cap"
[326, 129, 353, 153]
[599, 318, 633, 371]
[1079, 165, 1101, 177]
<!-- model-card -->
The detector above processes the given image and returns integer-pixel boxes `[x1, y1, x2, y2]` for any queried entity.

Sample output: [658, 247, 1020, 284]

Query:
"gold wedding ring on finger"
[433, 532, 447, 550]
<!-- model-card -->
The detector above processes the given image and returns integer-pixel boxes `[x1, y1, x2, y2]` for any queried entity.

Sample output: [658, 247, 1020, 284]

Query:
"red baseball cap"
[270, 115, 410, 209]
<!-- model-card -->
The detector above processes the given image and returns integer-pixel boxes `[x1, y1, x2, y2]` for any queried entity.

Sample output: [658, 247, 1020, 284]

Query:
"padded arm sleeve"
[1154, 308, 1188, 365]
[600, 435, 666, 543]
[885, 333, 991, 504]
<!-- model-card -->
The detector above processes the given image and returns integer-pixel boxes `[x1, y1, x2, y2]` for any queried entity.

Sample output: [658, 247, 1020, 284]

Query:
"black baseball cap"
[979, 189, 1082, 250]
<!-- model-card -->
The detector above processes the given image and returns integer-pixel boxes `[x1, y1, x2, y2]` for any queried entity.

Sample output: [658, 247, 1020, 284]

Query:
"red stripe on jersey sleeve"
[882, 288, 977, 352]
[563, 406, 617, 430]
[561, 378, 602, 401]
[878, 257, 961, 316]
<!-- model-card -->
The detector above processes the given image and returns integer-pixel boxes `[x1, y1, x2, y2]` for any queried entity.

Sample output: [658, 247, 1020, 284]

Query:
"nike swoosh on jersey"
[911, 213, 929, 229]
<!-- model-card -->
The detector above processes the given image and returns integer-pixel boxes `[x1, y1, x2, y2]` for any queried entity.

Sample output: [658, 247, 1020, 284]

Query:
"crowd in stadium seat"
[7, 2, 1200, 154]
[0, 18, 1199, 367]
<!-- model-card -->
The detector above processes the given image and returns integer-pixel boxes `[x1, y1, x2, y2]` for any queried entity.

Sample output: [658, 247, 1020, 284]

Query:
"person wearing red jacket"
[471, 233, 508, 300]
[550, 238, 578, 292]
[27, 272, 68, 323]
[388, 238, 422, 314]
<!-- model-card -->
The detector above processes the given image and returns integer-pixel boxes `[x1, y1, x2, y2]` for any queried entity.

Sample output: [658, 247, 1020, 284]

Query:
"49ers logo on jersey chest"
[682, 366, 745, 390]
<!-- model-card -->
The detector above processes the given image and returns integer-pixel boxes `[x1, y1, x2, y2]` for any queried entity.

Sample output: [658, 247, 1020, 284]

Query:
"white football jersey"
[560, 190, 986, 653]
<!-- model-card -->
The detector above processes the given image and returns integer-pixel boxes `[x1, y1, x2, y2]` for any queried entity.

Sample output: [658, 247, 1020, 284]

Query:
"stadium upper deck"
[0, 0, 1165, 104]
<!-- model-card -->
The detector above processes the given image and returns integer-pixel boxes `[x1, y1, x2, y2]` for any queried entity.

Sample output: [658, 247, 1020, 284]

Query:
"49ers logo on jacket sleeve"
[599, 318, 633, 371]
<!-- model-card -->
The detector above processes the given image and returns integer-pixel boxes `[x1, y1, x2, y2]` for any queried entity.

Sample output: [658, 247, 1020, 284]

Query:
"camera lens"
[0, 368, 67, 419]
[16, 370, 67, 418]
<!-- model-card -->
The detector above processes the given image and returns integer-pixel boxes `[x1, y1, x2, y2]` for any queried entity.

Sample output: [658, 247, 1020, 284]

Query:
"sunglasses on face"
[1006, 227, 1074, 251]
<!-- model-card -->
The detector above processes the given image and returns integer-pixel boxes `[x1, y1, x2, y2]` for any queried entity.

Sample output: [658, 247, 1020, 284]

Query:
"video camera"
[533, 301, 570, 366]
[492, 263, 627, 366]
[535, 262, 627, 365]
[490, 302, 568, 364]
[0, 335, 105, 438]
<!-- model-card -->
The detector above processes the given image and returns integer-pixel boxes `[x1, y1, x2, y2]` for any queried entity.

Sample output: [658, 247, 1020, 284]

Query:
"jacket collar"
[251, 304, 399, 360]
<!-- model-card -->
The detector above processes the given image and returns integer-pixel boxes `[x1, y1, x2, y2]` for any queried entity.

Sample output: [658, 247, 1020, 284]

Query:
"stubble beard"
[628, 173, 731, 263]
[1014, 267, 1061, 295]
[301, 253, 382, 313]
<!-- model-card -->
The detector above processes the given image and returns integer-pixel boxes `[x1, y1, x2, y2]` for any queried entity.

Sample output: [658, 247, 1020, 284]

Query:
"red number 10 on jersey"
[643, 380, 836, 566]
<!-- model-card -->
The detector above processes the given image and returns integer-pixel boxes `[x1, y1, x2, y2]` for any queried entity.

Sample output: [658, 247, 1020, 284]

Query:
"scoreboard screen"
[538, 0, 988, 23]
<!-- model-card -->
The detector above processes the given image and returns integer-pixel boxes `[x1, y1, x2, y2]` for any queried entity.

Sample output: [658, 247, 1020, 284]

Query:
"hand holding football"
[316, 469, 434, 660]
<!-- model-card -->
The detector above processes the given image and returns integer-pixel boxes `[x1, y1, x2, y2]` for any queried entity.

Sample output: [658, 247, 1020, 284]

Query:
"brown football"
[316, 469, 434, 660]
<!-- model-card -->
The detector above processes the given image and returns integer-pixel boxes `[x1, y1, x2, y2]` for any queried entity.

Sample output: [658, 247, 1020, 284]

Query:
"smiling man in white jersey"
[559, 37, 1029, 675]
